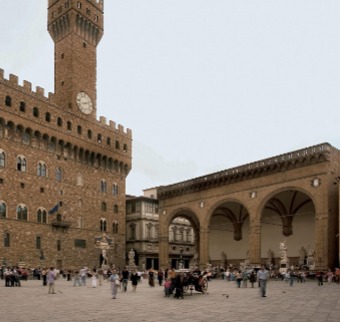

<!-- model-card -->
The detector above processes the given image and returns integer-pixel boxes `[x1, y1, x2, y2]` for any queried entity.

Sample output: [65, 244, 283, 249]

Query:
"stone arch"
[258, 187, 317, 265]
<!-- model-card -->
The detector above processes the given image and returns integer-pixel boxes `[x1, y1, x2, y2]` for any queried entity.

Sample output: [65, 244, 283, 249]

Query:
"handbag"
[115, 279, 120, 286]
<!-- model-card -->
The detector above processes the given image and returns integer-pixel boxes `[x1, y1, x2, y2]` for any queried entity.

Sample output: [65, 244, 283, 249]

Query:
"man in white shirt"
[257, 265, 269, 297]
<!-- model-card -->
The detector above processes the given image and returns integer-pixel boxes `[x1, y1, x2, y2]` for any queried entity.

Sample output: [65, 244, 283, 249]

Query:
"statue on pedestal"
[128, 249, 135, 266]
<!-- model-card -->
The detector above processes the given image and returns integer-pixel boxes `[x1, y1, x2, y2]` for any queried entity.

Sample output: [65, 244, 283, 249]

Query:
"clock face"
[76, 92, 93, 115]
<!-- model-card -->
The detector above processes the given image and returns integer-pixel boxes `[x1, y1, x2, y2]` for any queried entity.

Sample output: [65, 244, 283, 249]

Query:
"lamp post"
[179, 247, 184, 269]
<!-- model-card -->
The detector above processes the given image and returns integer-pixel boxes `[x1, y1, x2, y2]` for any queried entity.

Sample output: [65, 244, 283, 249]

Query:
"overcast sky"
[1, 1, 340, 196]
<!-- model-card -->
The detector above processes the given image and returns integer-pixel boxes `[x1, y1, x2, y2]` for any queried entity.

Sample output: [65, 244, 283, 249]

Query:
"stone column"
[158, 235, 169, 269]
[248, 222, 261, 265]
[199, 226, 209, 270]
[315, 212, 328, 270]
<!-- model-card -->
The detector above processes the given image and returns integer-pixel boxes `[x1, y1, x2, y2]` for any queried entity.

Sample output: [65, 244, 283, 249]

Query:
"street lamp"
[179, 247, 184, 269]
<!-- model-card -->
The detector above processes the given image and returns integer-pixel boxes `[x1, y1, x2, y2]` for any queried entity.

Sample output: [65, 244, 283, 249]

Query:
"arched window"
[37, 162, 47, 177]
[36, 236, 41, 249]
[56, 167, 62, 182]
[115, 140, 120, 149]
[37, 209, 47, 223]
[87, 129, 92, 139]
[77, 125, 82, 134]
[5, 95, 11, 107]
[100, 218, 107, 232]
[57, 117, 63, 127]
[112, 183, 119, 196]
[0, 150, 5, 168]
[17, 205, 28, 221]
[0, 202, 6, 218]
[4, 232, 10, 247]
[100, 179, 107, 193]
[101, 202, 107, 212]
[19, 101, 26, 112]
[112, 221, 118, 234]
[17, 156, 27, 172]
[45, 112, 51, 122]
[113, 204, 118, 214]
[33, 107, 39, 117]
[67, 121, 72, 131]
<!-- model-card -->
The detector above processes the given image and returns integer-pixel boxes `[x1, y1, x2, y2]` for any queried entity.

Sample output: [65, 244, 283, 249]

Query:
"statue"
[102, 249, 108, 266]
[279, 240, 288, 260]
[266, 248, 273, 265]
[307, 245, 315, 258]
[128, 249, 135, 266]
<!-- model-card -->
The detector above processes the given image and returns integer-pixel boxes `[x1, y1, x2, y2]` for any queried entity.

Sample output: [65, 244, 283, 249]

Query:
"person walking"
[249, 271, 256, 288]
[47, 267, 56, 294]
[257, 265, 269, 297]
[130, 270, 139, 292]
[109, 269, 120, 299]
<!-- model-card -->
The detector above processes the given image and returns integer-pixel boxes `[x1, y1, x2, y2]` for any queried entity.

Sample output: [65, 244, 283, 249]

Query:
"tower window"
[106, 137, 111, 146]
[83, 42, 87, 48]
[115, 141, 120, 149]
[100, 219, 107, 232]
[0, 202, 7, 219]
[4, 232, 10, 247]
[77, 125, 82, 134]
[67, 121, 72, 131]
[19, 101, 26, 112]
[77, 1, 82, 9]
[87, 129, 92, 139]
[61, 53, 64, 59]
[5, 96, 11, 107]
[45, 112, 51, 122]
[33, 107, 39, 118]
[0, 151, 5, 168]
[57, 117, 63, 127]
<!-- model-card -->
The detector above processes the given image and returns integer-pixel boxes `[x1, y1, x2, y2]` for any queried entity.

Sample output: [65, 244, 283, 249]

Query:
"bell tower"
[48, 0, 104, 118]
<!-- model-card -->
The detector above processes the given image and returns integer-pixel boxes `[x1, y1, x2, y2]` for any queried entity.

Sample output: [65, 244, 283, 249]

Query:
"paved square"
[1, 278, 339, 321]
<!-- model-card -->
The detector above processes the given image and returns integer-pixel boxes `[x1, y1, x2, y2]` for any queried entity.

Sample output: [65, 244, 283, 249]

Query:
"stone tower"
[48, 0, 104, 118]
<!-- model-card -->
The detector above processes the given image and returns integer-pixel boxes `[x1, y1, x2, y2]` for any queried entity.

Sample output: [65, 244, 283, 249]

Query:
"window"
[4, 232, 10, 247]
[112, 183, 119, 196]
[77, 125, 82, 134]
[115, 140, 120, 149]
[112, 221, 118, 234]
[33, 107, 39, 117]
[147, 223, 153, 239]
[56, 167, 62, 182]
[17, 205, 28, 221]
[57, 117, 63, 127]
[57, 240, 61, 251]
[5, 96, 11, 107]
[97, 134, 102, 143]
[87, 129, 92, 139]
[0, 202, 6, 218]
[100, 219, 107, 232]
[77, 1, 82, 9]
[67, 121, 72, 131]
[37, 209, 47, 223]
[45, 112, 51, 122]
[100, 179, 107, 193]
[101, 202, 107, 212]
[36, 236, 41, 249]
[37, 162, 47, 177]
[0, 151, 5, 168]
[19, 101, 26, 112]
[17, 156, 27, 172]
[129, 223, 136, 240]
[123, 144, 128, 152]
[75, 239, 86, 248]
[113, 204, 118, 214]
[106, 137, 111, 146]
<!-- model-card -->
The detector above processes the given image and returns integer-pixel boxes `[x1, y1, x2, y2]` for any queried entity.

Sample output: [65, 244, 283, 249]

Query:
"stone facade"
[0, 0, 132, 270]
[126, 190, 195, 270]
[156, 143, 340, 270]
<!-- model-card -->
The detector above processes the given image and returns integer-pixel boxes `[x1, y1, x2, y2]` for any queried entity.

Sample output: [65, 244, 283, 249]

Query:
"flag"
[48, 202, 60, 214]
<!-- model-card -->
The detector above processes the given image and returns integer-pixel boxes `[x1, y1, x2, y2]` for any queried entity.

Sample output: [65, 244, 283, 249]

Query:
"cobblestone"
[1, 278, 339, 322]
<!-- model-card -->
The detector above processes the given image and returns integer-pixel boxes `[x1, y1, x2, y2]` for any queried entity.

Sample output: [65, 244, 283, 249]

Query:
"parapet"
[49, 0, 103, 10]
[0, 69, 51, 101]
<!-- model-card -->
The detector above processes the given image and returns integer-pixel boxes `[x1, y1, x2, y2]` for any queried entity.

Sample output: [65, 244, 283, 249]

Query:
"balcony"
[51, 219, 71, 229]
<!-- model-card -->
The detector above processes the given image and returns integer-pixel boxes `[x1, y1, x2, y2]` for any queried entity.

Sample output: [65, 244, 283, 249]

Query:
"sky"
[1, 1, 340, 196]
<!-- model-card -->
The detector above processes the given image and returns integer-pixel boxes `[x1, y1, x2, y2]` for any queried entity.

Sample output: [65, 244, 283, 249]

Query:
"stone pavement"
[1, 278, 339, 322]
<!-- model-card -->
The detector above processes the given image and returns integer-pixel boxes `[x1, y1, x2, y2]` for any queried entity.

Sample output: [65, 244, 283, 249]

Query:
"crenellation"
[48, 92, 54, 100]
[0, 68, 3, 79]
[9, 73, 19, 85]
[23, 80, 32, 91]
[99, 116, 106, 124]
[109, 120, 116, 129]
[118, 124, 124, 133]
[35, 86, 45, 97]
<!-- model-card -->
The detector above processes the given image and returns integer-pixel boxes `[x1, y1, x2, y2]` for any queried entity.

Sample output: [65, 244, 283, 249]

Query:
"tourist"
[80, 267, 88, 286]
[235, 271, 242, 288]
[316, 271, 324, 286]
[164, 278, 172, 297]
[326, 269, 334, 284]
[242, 270, 248, 288]
[148, 269, 155, 287]
[249, 271, 256, 288]
[109, 269, 120, 299]
[91, 269, 98, 288]
[257, 265, 269, 297]
[121, 267, 129, 292]
[47, 267, 56, 294]
[130, 270, 139, 291]
[73, 270, 81, 286]
[335, 268, 340, 284]
[157, 269, 164, 286]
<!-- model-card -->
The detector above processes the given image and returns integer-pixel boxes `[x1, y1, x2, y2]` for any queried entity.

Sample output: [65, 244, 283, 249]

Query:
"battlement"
[0, 68, 53, 101]
[99, 117, 132, 137]
[48, 0, 103, 10]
